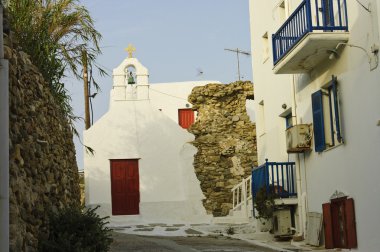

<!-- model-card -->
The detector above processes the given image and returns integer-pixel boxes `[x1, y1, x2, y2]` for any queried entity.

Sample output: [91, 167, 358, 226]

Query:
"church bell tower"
[111, 44, 149, 101]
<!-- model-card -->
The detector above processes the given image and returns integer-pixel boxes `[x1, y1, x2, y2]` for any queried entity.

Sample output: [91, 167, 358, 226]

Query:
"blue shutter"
[312, 90, 326, 152]
[331, 76, 342, 143]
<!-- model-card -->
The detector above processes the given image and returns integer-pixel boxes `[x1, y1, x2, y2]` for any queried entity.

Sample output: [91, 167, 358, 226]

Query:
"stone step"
[212, 216, 250, 224]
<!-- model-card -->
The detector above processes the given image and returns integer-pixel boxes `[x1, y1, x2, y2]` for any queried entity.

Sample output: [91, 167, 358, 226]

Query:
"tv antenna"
[224, 48, 250, 81]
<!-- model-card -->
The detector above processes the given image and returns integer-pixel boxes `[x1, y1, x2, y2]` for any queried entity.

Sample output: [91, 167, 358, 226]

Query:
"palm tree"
[8, 0, 105, 120]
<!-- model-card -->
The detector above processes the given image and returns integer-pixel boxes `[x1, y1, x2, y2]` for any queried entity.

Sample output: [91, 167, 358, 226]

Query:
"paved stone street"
[110, 232, 278, 252]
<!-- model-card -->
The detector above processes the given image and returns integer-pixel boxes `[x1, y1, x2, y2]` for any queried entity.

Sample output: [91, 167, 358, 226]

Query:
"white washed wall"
[149, 81, 220, 123]
[249, 0, 380, 250]
[84, 57, 211, 224]
[249, 0, 294, 165]
[84, 100, 210, 223]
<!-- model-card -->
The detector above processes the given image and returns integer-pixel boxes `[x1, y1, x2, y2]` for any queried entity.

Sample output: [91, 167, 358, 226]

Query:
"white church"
[83, 46, 219, 224]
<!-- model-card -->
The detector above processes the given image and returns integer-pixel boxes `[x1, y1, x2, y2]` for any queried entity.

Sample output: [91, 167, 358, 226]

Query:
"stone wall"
[5, 31, 80, 251]
[188, 81, 257, 216]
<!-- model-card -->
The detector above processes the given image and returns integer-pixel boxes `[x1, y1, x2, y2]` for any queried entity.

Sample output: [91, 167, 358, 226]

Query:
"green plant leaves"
[253, 186, 275, 220]
[38, 206, 113, 252]
[8, 0, 106, 127]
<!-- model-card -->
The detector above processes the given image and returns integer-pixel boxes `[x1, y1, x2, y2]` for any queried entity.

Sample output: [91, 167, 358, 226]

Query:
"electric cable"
[355, 0, 371, 12]
[149, 87, 188, 101]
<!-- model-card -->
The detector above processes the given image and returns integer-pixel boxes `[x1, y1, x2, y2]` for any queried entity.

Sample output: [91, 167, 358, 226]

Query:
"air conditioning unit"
[286, 124, 312, 153]
[273, 208, 293, 238]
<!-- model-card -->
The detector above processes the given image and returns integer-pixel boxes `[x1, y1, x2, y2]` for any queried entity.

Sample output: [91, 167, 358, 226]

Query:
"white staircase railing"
[231, 175, 252, 218]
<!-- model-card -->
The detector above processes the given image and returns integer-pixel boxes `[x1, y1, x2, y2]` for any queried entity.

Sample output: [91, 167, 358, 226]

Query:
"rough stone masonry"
[188, 81, 257, 216]
[5, 28, 80, 251]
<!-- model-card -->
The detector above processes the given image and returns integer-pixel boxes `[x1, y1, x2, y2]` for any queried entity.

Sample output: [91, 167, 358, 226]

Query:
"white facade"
[249, 0, 380, 251]
[84, 56, 217, 224]
[149, 81, 215, 123]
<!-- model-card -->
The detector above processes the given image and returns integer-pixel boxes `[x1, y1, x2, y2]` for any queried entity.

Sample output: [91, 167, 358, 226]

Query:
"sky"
[66, 0, 253, 170]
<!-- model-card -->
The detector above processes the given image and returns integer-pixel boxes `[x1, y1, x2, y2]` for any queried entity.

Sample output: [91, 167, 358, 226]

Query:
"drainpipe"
[302, 153, 309, 232]
[296, 153, 304, 236]
[291, 75, 304, 237]
[0, 4, 10, 252]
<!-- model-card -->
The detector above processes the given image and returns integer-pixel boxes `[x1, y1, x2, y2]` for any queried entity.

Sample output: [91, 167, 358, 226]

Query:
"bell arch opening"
[125, 65, 136, 85]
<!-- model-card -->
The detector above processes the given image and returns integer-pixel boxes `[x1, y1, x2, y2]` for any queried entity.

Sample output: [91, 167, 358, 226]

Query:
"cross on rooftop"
[125, 44, 136, 58]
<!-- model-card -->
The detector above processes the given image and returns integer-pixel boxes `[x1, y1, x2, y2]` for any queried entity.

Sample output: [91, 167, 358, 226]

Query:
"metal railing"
[231, 175, 252, 216]
[231, 159, 297, 217]
[272, 0, 348, 65]
[252, 159, 297, 199]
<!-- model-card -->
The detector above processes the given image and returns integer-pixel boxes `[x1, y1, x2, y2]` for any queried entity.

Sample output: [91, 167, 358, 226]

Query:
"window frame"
[311, 75, 343, 152]
[279, 107, 293, 129]
[262, 32, 269, 63]
[275, 0, 286, 26]
[285, 113, 293, 129]
[258, 100, 266, 136]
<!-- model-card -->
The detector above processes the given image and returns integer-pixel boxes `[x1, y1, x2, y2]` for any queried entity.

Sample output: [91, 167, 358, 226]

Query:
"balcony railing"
[272, 0, 348, 65]
[252, 159, 297, 199]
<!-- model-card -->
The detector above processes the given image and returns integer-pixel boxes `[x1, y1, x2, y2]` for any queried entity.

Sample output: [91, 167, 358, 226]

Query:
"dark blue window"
[285, 113, 293, 129]
[312, 90, 326, 152]
[311, 75, 342, 153]
[331, 76, 342, 143]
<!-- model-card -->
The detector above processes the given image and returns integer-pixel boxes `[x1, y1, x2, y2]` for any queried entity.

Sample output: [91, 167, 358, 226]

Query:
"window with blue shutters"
[311, 75, 343, 152]
[312, 90, 326, 152]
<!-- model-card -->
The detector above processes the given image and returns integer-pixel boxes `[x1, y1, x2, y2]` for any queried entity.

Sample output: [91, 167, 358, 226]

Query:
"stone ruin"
[188, 81, 257, 216]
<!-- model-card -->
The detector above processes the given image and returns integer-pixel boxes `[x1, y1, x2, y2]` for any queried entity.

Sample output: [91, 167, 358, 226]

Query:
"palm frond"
[8, 0, 104, 148]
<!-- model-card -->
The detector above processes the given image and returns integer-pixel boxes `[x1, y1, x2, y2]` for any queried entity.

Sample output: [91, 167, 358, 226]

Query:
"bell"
[127, 71, 135, 84]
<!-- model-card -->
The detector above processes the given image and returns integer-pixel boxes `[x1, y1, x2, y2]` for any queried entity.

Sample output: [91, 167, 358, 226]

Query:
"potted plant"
[253, 186, 275, 232]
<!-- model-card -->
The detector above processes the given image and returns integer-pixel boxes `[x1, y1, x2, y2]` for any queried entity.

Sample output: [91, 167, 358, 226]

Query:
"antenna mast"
[224, 48, 250, 81]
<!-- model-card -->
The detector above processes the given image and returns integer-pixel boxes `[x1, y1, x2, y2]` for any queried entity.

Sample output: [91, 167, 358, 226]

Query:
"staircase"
[231, 175, 253, 218]
[213, 175, 253, 224]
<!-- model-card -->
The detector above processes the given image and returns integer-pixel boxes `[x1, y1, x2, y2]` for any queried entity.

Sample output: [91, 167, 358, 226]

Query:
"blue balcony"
[252, 160, 297, 200]
[272, 0, 349, 74]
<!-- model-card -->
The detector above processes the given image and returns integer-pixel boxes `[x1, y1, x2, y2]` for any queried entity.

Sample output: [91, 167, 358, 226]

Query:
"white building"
[84, 52, 219, 224]
[249, 0, 380, 251]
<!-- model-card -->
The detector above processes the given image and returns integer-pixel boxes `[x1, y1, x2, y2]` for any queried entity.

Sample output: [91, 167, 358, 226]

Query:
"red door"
[110, 159, 139, 215]
[322, 198, 357, 249]
[178, 109, 194, 129]
[322, 203, 334, 249]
